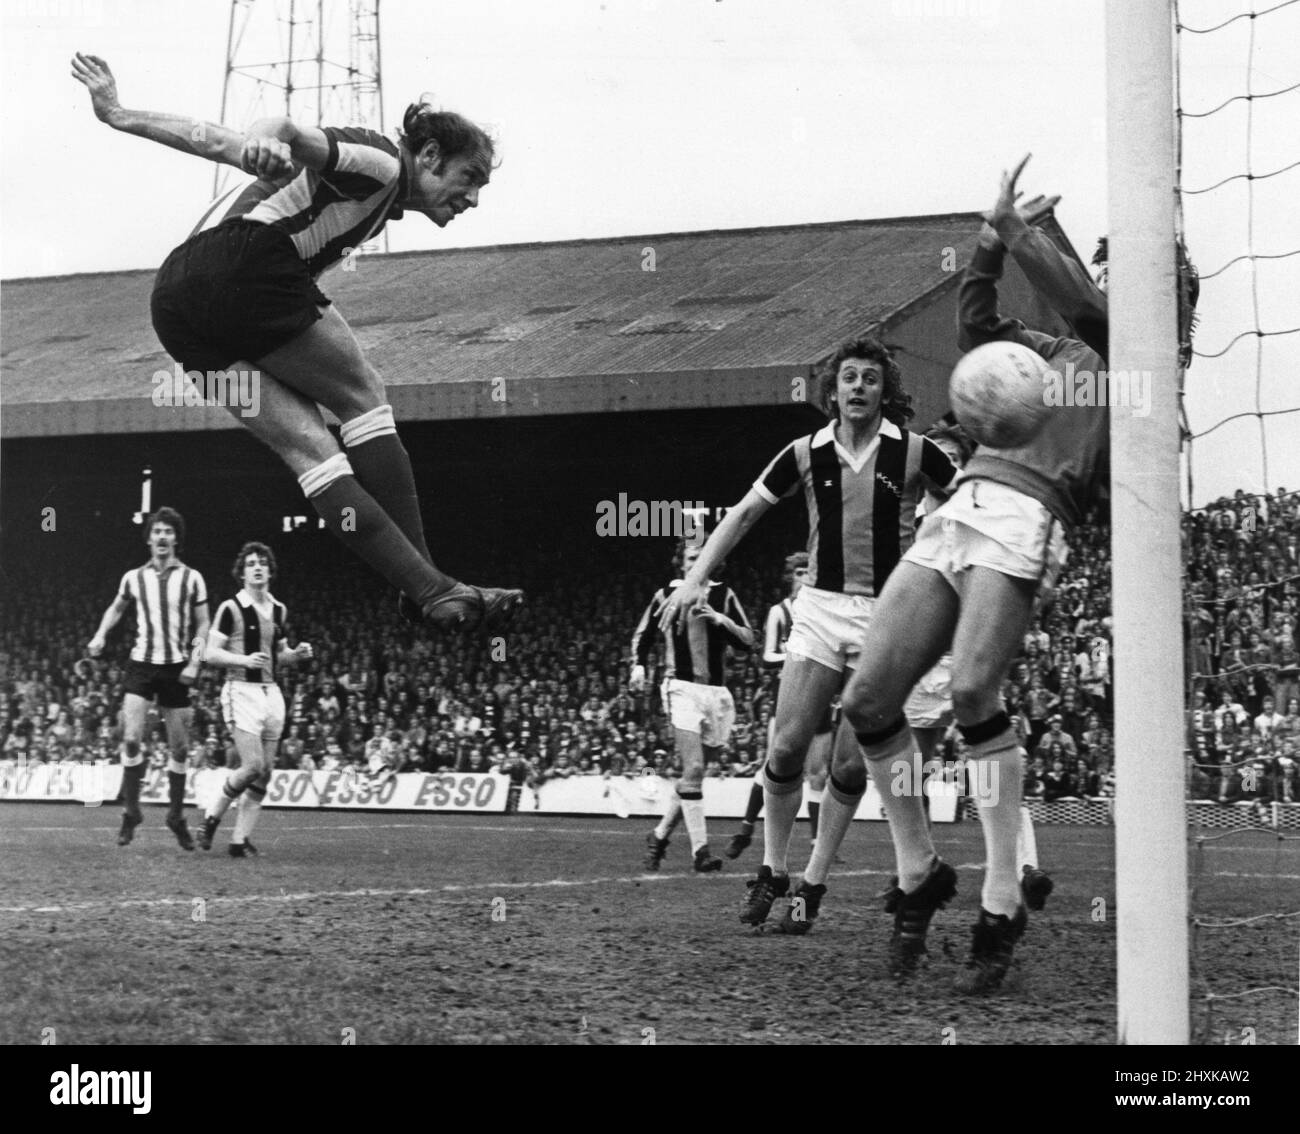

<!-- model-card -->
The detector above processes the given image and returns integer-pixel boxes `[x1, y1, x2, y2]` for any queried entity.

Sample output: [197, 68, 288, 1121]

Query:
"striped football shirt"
[225, 127, 409, 277]
[212, 589, 288, 684]
[630, 580, 753, 687]
[763, 599, 794, 665]
[754, 420, 957, 595]
[118, 561, 208, 665]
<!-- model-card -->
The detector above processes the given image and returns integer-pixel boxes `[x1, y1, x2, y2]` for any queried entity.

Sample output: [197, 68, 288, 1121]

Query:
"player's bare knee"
[841, 692, 891, 736]
[329, 367, 387, 422]
[951, 678, 998, 723]
[767, 732, 808, 776]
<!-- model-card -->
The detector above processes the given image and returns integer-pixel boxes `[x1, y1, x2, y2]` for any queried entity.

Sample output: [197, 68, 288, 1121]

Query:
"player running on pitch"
[88, 507, 208, 849]
[634, 537, 755, 873]
[840, 155, 1195, 990]
[724, 552, 834, 862]
[200, 542, 313, 856]
[661, 338, 958, 932]
[72, 53, 521, 634]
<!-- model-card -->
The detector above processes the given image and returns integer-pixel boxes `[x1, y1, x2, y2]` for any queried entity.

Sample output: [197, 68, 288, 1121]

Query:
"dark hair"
[400, 100, 496, 177]
[145, 507, 185, 549]
[782, 551, 810, 585]
[814, 336, 913, 425]
[1092, 235, 1200, 368]
[232, 541, 276, 584]
[925, 419, 975, 466]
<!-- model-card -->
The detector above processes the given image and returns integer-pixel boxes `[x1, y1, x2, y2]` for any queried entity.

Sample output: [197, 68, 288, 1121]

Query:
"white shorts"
[904, 479, 1068, 601]
[784, 585, 875, 673]
[905, 654, 954, 729]
[662, 679, 735, 747]
[220, 682, 286, 741]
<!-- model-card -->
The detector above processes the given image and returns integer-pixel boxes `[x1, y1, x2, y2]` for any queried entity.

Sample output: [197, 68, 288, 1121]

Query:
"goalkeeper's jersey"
[957, 231, 1109, 533]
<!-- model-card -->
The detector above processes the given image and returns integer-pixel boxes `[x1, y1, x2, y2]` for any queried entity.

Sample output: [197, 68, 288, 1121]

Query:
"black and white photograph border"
[2, 0, 1298, 1077]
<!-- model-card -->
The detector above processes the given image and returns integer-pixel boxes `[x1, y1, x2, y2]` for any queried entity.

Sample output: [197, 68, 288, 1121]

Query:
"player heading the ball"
[71, 52, 522, 636]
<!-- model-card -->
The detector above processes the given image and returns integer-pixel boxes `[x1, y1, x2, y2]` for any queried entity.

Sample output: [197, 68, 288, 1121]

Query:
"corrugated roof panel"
[5, 214, 1081, 419]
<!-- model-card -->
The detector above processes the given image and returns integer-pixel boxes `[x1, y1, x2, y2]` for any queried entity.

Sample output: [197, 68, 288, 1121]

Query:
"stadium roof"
[0, 212, 1083, 437]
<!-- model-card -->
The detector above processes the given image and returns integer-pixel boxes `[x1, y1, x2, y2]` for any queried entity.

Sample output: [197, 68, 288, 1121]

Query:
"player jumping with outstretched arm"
[661, 338, 957, 934]
[634, 539, 755, 873]
[71, 53, 521, 634]
[88, 507, 208, 849]
[724, 552, 835, 861]
[841, 155, 1194, 990]
[200, 542, 312, 856]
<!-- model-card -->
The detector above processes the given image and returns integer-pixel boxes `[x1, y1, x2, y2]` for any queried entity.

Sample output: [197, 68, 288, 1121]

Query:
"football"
[949, 340, 1052, 449]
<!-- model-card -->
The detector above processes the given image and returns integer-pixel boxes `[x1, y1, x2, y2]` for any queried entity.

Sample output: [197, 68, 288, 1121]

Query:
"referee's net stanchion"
[1106, 0, 1190, 1045]
[1177, 0, 1300, 1044]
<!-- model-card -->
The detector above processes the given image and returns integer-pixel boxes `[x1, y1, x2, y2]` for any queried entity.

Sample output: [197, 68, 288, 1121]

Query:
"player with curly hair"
[661, 336, 957, 932]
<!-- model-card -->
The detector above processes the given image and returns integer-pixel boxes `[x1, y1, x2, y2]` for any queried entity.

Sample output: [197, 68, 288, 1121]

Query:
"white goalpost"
[1106, 0, 1190, 1044]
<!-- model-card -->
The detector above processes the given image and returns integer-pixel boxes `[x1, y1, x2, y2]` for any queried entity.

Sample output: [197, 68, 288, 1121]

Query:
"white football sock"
[974, 748, 1024, 917]
[803, 779, 860, 887]
[1017, 804, 1039, 871]
[762, 767, 803, 875]
[680, 796, 707, 854]
[654, 796, 682, 841]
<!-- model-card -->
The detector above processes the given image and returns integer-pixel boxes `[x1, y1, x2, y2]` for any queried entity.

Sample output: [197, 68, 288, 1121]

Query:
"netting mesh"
[1176, 0, 1300, 1043]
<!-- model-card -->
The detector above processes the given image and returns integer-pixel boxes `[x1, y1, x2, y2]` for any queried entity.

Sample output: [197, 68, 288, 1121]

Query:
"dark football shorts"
[151, 220, 330, 375]
[123, 661, 191, 710]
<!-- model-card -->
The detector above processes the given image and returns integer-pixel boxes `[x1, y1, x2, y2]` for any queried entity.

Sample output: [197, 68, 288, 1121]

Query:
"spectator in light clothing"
[1254, 696, 1284, 741]
[1023, 619, 1050, 655]
[1033, 716, 1077, 763]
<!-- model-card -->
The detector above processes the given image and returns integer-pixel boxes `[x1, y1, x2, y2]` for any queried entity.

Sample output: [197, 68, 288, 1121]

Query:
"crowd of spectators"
[0, 503, 1118, 802]
[6, 487, 1292, 810]
[1184, 488, 1300, 807]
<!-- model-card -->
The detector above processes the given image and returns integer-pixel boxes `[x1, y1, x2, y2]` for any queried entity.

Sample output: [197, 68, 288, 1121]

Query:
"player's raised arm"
[240, 116, 331, 176]
[660, 489, 772, 633]
[72, 53, 261, 170]
[957, 221, 1061, 357]
[986, 157, 1108, 359]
